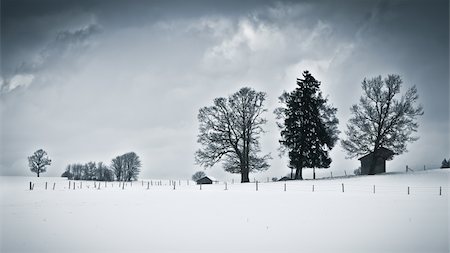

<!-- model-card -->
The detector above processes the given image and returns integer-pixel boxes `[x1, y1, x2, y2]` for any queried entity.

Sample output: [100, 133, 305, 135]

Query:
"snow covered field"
[1, 170, 449, 253]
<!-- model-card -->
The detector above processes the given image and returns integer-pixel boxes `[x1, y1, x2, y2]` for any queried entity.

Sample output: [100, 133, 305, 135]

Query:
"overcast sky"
[1, 0, 448, 180]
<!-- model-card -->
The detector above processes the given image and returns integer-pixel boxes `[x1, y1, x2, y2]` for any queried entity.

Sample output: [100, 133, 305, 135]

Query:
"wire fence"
[27, 178, 449, 197]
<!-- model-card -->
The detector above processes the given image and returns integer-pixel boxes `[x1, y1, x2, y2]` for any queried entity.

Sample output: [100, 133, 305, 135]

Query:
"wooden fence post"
[29, 181, 32, 191]
[45, 182, 48, 190]
[80, 182, 82, 189]
[342, 183, 344, 193]
[225, 182, 228, 190]
[200, 184, 202, 190]
[439, 186, 442, 196]
[284, 183, 286, 192]
[53, 182, 56, 190]
[373, 185, 376, 194]
[122, 181, 125, 190]
[344, 170, 347, 176]
[69, 181, 71, 189]
[331, 172, 333, 178]
[312, 184, 315, 192]
[255, 181, 258, 191]
[407, 186, 410, 195]
[173, 182, 176, 190]
[147, 181, 150, 190]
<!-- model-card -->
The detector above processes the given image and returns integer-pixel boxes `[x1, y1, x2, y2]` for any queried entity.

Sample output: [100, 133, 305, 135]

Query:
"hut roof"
[358, 147, 395, 161]
[197, 176, 218, 182]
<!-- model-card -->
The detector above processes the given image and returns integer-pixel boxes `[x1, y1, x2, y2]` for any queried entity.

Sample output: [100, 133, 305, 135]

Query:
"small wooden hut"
[358, 147, 395, 175]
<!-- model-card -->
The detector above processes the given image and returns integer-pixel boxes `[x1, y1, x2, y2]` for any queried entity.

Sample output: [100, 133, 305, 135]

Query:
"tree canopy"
[341, 74, 423, 174]
[112, 152, 142, 181]
[191, 171, 206, 182]
[195, 87, 270, 183]
[28, 149, 52, 177]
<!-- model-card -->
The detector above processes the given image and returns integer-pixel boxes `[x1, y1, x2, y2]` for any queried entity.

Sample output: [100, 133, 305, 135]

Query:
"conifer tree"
[275, 71, 339, 180]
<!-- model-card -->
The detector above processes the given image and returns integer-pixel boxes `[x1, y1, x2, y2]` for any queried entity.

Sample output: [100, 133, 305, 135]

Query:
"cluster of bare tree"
[111, 152, 141, 181]
[196, 71, 424, 181]
[61, 152, 141, 181]
[29, 72, 424, 182]
[62, 162, 114, 181]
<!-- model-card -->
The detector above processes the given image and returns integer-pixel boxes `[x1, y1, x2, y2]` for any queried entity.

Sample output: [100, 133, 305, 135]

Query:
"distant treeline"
[62, 152, 141, 181]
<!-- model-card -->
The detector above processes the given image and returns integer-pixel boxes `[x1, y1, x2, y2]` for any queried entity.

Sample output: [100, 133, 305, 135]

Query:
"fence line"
[27, 180, 450, 197]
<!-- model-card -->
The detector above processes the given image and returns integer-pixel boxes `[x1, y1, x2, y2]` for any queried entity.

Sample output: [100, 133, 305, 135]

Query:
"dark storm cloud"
[1, 0, 448, 178]
[0, 24, 101, 93]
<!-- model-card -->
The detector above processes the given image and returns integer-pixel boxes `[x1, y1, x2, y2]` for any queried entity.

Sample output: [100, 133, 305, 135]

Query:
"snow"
[1, 170, 449, 253]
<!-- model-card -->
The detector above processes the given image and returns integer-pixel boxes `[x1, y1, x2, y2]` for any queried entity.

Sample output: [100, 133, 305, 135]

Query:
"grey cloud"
[0, 0, 448, 179]
[1, 24, 101, 94]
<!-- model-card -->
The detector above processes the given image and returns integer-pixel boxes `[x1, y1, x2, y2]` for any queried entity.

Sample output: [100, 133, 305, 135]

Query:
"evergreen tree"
[275, 71, 339, 180]
[441, 158, 450, 168]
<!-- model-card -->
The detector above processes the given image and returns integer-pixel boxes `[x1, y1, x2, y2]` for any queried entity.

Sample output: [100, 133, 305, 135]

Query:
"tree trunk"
[241, 171, 249, 183]
[37, 170, 40, 177]
[295, 167, 303, 180]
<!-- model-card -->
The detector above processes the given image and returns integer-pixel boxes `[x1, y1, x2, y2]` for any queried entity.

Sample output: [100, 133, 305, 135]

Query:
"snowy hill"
[1, 169, 448, 253]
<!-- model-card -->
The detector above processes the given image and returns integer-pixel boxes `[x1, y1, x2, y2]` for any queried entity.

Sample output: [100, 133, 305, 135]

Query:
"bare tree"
[28, 149, 52, 177]
[83, 161, 97, 180]
[67, 163, 83, 180]
[196, 87, 270, 183]
[342, 74, 424, 174]
[111, 152, 141, 181]
[123, 152, 141, 181]
[111, 155, 124, 181]
[96, 162, 114, 181]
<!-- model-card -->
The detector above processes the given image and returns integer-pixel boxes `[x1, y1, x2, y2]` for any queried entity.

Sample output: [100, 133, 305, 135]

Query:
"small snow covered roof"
[198, 176, 218, 182]
[358, 147, 395, 161]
